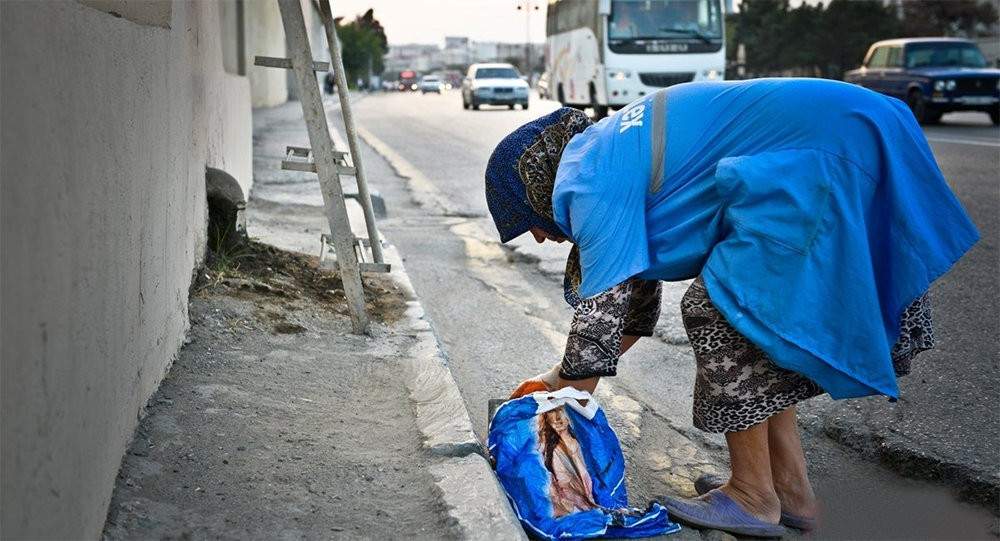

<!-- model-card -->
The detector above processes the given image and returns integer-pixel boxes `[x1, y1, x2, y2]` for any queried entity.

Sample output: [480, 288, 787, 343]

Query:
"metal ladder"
[255, 0, 389, 335]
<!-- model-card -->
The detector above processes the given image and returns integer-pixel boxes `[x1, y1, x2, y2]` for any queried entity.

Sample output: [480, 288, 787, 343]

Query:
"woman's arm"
[558, 280, 632, 391]
[557, 277, 661, 394]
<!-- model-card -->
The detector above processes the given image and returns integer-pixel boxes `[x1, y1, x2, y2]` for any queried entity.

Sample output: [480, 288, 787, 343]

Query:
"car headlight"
[607, 68, 631, 80]
[702, 69, 722, 79]
[933, 80, 956, 92]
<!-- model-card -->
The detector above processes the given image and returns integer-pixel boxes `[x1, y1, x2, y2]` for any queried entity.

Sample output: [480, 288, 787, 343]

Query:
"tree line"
[729, 0, 998, 80]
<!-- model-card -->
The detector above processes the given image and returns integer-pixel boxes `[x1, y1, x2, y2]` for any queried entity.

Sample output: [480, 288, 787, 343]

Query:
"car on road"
[844, 37, 1000, 125]
[419, 75, 442, 94]
[397, 70, 418, 91]
[537, 71, 550, 100]
[461, 62, 530, 110]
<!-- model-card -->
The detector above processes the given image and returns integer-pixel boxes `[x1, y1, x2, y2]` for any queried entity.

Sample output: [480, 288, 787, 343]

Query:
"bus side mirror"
[598, 0, 610, 15]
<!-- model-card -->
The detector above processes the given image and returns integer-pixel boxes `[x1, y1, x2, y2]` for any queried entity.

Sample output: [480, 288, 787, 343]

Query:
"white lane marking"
[925, 135, 1000, 148]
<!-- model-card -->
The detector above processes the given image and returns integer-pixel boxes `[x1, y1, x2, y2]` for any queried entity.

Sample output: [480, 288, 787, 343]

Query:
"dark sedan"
[844, 38, 999, 125]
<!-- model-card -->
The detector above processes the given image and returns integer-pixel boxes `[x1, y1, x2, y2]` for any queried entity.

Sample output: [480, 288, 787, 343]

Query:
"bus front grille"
[639, 73, 695, 88]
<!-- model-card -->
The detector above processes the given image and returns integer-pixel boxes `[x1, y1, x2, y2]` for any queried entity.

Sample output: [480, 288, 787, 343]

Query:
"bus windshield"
[609, 0, 723, 41]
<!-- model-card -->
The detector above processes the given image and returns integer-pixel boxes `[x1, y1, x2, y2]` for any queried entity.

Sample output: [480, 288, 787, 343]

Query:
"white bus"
[545, 0, 726, 117]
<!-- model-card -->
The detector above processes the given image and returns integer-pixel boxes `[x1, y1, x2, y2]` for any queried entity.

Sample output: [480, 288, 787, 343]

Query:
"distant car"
[462, 62, 530, 110]
[397, 70, 418, 91]
[537, 71, 550, 100]
[419, 75, 442, 94]
[844, 37, 1000, 125]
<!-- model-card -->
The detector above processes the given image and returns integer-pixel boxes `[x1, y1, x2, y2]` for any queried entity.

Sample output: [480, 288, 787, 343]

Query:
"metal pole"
[318, 0, 385, 265]
[525, 6, 530, 75]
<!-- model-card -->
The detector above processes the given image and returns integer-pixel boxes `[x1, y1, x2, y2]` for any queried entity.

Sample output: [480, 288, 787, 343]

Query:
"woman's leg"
[766, 406, 818, 519]
[719, 419, 782, 524]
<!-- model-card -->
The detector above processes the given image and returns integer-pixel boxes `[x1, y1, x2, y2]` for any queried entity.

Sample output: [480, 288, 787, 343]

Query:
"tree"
[734, 0, 793, 77]
[820, 0, 899, 78]
[733, 0, 900, 79]
[899, 0, 999, 37]
[334, 9, 388, 88]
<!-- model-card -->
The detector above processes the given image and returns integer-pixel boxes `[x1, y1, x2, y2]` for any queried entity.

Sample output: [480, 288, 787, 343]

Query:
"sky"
[328, 1, 551, 47]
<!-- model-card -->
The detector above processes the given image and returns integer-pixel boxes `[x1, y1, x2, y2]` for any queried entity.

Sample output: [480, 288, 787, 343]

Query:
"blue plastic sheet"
[487, 388, 680, 540]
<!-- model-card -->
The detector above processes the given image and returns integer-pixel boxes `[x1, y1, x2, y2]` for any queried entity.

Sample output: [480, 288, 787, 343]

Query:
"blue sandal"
[658, 489, 786, 538]
[695, 472, 818, 531]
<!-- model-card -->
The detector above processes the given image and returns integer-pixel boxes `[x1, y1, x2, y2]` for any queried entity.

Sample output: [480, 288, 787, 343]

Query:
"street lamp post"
[516, 1, 540, 80]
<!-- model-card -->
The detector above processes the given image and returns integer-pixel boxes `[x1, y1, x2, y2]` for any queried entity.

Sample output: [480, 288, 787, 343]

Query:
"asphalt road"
[329, 89, 998, 539]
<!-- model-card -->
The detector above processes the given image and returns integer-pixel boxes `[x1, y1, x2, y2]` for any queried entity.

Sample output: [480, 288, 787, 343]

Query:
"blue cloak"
[551, 78, 979, 399]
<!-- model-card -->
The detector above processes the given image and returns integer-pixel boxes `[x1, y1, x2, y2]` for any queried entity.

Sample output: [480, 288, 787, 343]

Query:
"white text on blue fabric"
[619, 103, 646, 134]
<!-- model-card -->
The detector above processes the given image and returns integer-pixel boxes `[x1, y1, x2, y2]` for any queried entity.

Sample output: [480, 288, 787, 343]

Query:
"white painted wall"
[246, 0, 289, 107]
[0, 1, 252, 538]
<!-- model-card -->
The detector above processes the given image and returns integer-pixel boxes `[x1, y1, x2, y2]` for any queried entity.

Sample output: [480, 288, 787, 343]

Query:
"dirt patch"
[196, 239, 408, 325]
[102, 242, 458, 540]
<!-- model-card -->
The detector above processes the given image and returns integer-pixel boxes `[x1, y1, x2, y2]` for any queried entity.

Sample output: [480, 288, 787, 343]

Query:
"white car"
[419, 75, 442, 94]
[461, 63, 530, 110]
[537, 71, 550, 100]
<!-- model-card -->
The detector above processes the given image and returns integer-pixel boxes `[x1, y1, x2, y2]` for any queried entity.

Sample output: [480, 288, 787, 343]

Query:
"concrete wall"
[246, 0, 289, 107]
[0, 1, 252, 538]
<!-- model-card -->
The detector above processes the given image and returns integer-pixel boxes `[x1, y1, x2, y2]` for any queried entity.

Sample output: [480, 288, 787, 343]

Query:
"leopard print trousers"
[682, 276, 934, 433]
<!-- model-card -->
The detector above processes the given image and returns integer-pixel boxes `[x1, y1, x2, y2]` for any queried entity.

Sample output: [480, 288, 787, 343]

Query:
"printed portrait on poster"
[535, 406, 600, 517]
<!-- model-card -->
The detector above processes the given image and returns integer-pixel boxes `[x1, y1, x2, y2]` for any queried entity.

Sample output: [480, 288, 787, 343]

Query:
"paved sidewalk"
[102, 99, 525, 540]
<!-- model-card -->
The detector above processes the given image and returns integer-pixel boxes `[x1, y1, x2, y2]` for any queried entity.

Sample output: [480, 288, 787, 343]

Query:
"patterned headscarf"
[484, 108, 593, 243]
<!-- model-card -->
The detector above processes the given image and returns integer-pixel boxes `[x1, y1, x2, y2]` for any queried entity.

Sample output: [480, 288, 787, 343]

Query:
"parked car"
[397, 70, 418, 91]
[461, 62, 530, 110]
[844, 37, 1000, 125]
[419, 75, 442, 94]
[537, 71, 550, 100]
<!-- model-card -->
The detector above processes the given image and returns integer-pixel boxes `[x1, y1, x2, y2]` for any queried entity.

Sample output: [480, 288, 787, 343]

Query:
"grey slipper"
[658, 489, 786, 538]
[693, 472, 818, 531]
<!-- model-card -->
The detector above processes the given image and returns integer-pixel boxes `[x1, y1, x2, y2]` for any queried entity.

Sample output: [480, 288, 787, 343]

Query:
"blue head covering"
[485, 108, 592, 243]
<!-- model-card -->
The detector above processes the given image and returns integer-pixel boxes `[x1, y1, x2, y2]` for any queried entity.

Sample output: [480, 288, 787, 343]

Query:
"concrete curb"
[378, 238, 528, 540]
[341, 173, 525, 537]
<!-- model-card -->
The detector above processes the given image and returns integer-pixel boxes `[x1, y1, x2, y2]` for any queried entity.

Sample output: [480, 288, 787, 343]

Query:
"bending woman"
[484, 79, 978, 538]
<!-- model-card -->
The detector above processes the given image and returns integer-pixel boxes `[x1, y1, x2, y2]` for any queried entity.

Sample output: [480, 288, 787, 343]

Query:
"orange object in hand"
[508, 363, 561, 399]
[509, 379, 553, 399]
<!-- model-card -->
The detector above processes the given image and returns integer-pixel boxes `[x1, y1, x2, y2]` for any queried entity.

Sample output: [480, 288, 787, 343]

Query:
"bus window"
[610, 0, 722, 40]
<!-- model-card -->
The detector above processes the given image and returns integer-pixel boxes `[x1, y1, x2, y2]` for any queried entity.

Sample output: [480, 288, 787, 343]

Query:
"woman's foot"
[771, 476, 819, 529]
[719, 478, 782, 526]
[695, 472, 818, 530]
[658, 488, 785, 538]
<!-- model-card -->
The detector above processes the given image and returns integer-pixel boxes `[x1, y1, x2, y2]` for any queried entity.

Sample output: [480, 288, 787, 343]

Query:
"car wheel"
[521, 102, 529, 110]
[508, 104, 515, 110]
[906, 89, 940, 124]
[991, 108, 999, 125]
[472, 101, 480, 110]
